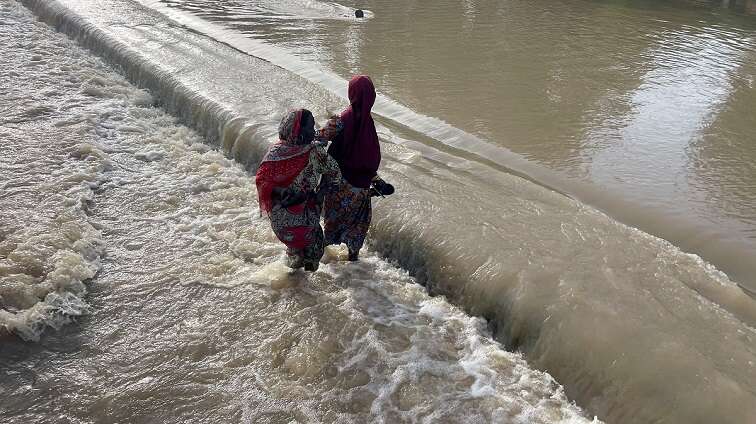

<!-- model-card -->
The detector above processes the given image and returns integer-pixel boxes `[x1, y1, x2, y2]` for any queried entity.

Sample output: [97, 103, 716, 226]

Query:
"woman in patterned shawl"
[316, 75, 382, 261]
[255, 109, 341, 271]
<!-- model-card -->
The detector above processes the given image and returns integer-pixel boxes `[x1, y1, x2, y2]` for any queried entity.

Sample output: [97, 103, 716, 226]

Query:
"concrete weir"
[18, 0, 756, 422]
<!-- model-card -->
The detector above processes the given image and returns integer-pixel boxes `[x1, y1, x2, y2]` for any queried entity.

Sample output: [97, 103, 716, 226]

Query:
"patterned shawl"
[255, 109, 316, 214]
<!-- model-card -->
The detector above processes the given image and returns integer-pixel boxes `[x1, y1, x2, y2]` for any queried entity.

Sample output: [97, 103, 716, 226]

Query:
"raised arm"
[315, 115, 344, 142]
[311, 145, 342, 180]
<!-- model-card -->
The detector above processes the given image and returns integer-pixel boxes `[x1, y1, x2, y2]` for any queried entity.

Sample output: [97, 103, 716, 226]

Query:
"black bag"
[370, 177, 395, 197]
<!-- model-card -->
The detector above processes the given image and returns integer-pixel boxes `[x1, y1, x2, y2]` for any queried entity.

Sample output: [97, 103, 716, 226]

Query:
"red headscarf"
[255, 109, 315, 214]
[328, 75, 381, 189]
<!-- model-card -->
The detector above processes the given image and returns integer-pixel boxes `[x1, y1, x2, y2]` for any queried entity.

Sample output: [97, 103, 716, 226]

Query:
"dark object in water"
[370, 177, 395, 198]
[355, 9, 364, 18]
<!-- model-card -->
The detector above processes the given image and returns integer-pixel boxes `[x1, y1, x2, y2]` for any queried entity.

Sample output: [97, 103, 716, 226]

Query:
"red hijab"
[328, 75, 381, 188]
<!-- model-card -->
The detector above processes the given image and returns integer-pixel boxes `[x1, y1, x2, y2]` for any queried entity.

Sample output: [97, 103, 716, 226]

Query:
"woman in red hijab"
[316, 75, 382, 261]
[256, 109, 341, 271]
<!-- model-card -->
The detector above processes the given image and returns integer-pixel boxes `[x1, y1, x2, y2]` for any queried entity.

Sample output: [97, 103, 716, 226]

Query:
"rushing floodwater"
[161, 0, 756, 291]
[0, 2, 596, 423]
[3, 0, 756, 422]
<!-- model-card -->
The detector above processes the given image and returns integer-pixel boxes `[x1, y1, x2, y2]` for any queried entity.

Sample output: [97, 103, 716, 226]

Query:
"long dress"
[256, 109, 341, 271]
[317, 116, 373, 258]
[268, 145, 340, 270]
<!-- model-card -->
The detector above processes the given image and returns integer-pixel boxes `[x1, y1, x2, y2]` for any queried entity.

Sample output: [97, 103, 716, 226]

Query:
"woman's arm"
[311, 146, 342, 180]
[315, 115, 344, 142]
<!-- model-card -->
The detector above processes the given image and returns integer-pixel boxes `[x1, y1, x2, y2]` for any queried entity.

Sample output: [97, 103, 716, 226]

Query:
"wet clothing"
[256, 109, 340, 271]
[316, 76, 382, 257]
[322, 176, 372, 256]
[256, 109, 318, 214]
[325, 75, 380, 189]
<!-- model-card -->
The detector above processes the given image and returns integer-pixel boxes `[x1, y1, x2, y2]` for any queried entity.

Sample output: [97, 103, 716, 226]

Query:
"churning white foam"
[0, 1, 158, 340]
